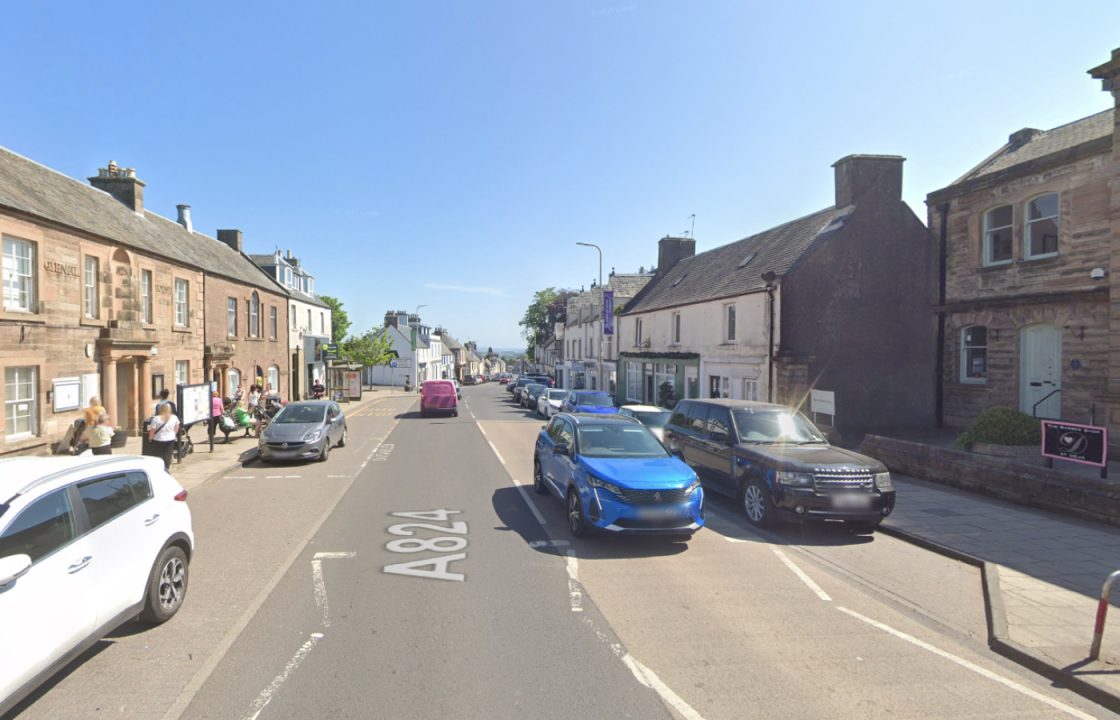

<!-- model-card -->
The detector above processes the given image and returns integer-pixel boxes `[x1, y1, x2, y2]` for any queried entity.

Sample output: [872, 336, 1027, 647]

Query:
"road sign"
[322, 343, 339, 360]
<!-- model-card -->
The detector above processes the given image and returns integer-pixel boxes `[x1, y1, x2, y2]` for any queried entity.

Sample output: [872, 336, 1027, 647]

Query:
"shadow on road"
[701, 493, 878, 548]
[0, 641, 112, 720]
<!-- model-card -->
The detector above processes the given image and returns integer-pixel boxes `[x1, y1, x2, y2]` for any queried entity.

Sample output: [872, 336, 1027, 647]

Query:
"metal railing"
[1031, 388, 1061, 417]
[1089, 569, 1120, 661]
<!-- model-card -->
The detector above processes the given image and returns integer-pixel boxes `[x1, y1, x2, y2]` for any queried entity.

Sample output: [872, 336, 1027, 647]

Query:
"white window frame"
[982, 205, 1014, 266]
[960, 326, 988, 384]
[742, 379, 759, 401]
[671, 312, 681, 345]
[227, 368, 241, 398]
[5, 366, 37, 438]
[174, 278, 189, 327]
[268, 365, 280, 392]
[270, 305, 278, 339]
[175, 360, 189, 387]
[2, 236, 36, 313]
[726, 303, 737, 342]
[284, 266, 293, 287]
[227, 297, 238, 337]
[320, 312, 325, 335]
[140, 269, 153, 324]
[1024, 193, 1059, 260]
[83, 255, 100, 319]
[250, 292, 260, 338]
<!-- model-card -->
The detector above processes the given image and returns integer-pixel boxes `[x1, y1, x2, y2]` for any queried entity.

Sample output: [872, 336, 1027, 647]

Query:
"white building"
[561, 272, 653, 394]
[367, 311, 447, 388]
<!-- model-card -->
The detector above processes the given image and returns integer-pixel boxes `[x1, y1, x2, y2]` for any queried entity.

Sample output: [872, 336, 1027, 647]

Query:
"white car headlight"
[304, 429, 323, 443]
[775, 470, 813, 487]
[874, 472, 893, 491]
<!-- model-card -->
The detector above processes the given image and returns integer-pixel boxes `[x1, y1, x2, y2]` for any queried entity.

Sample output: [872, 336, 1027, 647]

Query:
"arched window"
[982, 205, 1013, 266]
[268, 365, 280, 393]
[228, 368, 241, 398]
[1025, 193, 1059, 260]
[250, 292, 260, 337]
[960, 326, 987, 383]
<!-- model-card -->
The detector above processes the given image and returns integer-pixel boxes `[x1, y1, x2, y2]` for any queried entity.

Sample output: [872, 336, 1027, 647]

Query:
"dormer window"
[1025, 193, 1059, 260]
[982, 205, 1013, 266]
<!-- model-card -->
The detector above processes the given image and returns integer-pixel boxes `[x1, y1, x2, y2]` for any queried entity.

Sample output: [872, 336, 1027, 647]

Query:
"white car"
[537, 389, 569, 418]
[618, 404, 674, 443]
[0, 455, 194, 715]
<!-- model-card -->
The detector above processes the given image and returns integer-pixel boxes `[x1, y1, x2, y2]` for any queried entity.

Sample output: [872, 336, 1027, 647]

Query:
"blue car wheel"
[533, 460, 548, 495]
[567, 488, 589, 538]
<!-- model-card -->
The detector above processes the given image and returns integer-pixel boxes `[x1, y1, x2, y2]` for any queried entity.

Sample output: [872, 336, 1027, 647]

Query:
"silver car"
[258, 401, 347, 462]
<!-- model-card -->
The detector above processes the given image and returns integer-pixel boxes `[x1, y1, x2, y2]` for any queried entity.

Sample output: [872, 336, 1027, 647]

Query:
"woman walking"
[147, 403, 180, 471]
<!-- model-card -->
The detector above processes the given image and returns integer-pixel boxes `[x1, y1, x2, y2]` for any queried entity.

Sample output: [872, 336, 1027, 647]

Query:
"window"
[0, 489, 75, 563]
[83, 255, 100, 319]
[140, 269, 153, 323]
[284, 266, 293, 287]
[228, 368, 241, 397]
[320, 312, 325, 334]
[742, 379, 759, 401]
[77, 472, 152, 531]
[5, 366, 37, 438]
[1025, 193, 1059, 259]
[249, 292, 260, 337]
[270, 306, 278, 339]
[626, 361, 641, 401]
[2, 236, 36, 312]
[983, 205, 1013, 266]
[174, 278, 188, 327]
[726, 304, 737, 342]
[307, 277, 314, 295]
[634, 318, 642, 346]
[292, 304, 297, 330]
[671, 312, 681, 344]
[175, 360, 189, 387]
[227, 297, 238, 337]
[960, 326, 987, 383]
[268, 365, 280, 392]
[307, 308, 312, 330]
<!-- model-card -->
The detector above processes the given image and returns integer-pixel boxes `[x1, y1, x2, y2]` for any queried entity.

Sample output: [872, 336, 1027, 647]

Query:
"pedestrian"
[154, 388, 178, 417]
[248, 384, 261, 410]
[233, 399, 258, 438]
[83, 395, 106, 427]
[208, 390, 224, 442]
[83, 413, 115, 455]
[147, 403, 180, 471]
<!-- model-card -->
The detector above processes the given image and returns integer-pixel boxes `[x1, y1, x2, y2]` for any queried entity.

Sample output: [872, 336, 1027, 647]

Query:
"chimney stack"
[217, 229, 243, 253]
[89, 160, 145, 213]
[1008, 128, 1041, 150]
[1089, 47, 1120, 164]
[176, 204, 193, 233]
[832, 154, 904, 208]
[656, 236, 696, 277]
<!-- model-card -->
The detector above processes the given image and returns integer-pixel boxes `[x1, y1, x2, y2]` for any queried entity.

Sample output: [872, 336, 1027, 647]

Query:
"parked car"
[511, 376, 544, 403]
[522, 383, 547, 410]
[420, 379, 459, 417]
[538, 389, 569, 418]
[259, 400, 348, 462]
[619, 404, 673, 443]
[498, 374, 512, 385]
[533, 414, 703, 537]
[0, 455, 194, 716]
[560, 390, 618, 414]
[662, 399, 894, 531]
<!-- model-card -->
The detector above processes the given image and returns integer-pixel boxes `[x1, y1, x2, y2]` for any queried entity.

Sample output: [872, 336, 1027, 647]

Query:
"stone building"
[928, 47, 1120, 447]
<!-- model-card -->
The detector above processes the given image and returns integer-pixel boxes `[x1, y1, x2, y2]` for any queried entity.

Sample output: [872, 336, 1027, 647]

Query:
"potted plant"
[955, 407, 1041, 459]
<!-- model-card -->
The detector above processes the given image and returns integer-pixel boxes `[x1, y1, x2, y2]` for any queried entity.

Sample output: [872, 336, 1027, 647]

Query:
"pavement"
[883, 475, 1120, 712]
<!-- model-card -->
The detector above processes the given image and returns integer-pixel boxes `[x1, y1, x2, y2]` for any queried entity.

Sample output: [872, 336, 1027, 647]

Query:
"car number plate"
[637, 506, 684, 519]
[832, 493, 872, 510]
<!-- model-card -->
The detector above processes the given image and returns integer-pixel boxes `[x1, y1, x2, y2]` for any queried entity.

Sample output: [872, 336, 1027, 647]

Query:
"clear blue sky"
[2, 2, 1117, 349]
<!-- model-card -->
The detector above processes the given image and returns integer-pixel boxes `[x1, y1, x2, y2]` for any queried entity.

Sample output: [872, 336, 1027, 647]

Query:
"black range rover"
[662, 399, 895, 531]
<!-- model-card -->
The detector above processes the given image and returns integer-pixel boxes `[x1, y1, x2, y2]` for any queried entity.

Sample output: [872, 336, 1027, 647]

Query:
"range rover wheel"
[532, 460, 548, 495]
[740, 479, 776, 528]
[141, 545, 189, 624]
[567, 489, 589, 538]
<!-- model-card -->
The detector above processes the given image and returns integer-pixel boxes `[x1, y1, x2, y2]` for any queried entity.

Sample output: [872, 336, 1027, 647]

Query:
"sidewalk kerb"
[881, 522, 1120, 715]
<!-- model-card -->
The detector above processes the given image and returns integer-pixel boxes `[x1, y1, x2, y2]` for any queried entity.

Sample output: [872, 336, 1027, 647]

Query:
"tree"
[319, 295, 351, 344]
[341, 328, 395, 367]
[519, 287, 577, 356]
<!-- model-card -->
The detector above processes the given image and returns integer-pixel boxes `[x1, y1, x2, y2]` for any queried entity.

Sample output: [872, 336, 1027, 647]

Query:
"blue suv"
[533, 413, 704, 538]
[560, 390, 618, 414]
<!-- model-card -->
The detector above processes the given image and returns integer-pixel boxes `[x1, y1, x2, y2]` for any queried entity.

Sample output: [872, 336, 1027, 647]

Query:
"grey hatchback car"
[258, 401, 347, 462]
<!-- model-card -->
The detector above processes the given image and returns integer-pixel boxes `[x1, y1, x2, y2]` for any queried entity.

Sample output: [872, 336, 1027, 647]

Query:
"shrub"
[956, 407, 1042, 448]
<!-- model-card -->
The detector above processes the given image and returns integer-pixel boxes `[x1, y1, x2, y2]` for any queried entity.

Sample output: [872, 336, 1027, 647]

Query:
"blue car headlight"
[587, 475, 623, 497]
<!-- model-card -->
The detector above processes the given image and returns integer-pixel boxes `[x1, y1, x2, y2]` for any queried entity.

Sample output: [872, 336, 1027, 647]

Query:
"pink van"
[420, 380, 459, 417]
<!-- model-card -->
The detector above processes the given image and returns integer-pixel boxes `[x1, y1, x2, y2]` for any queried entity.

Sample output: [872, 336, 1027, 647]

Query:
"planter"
[110, 430, 129, 448]
[967, 441, 1039, 461]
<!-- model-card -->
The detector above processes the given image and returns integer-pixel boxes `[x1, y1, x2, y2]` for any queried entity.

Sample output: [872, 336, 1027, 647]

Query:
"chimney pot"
[176, 204, 193, 233]
[832, 154, 904, 208]
[89, 161, 145, 213]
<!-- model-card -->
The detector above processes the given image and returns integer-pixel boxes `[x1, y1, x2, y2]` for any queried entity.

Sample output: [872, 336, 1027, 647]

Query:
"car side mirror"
[710, 431, 729, 444]
[553, 442, 571, 456]
[0, 553, 32, 586]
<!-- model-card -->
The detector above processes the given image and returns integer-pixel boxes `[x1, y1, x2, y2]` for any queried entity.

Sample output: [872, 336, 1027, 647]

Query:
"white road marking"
[241, 632, 324, 720]
[314, 551, 357, 560]
[486, 440, 505, 465]
[529, 539, 570, 548]
[224, 475, 254, 480]
[772, 548, 832, 602]
[482, 432, 548, 525]
[622, 653, 707, 720]
[837, 606, 1097, 720]
[565, 550, 583, 612]
[311, 552, 356, 627]
[326, 474, 349, 478]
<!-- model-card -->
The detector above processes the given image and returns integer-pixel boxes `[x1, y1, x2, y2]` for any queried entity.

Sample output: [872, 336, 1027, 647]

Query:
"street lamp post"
[412, 304, 428, 392]
[576, 242, 604, 393]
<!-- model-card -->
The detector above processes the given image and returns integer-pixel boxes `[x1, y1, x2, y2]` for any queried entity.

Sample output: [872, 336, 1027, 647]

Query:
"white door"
[1019, 324, 1062, 419]
[0, 490, 96, 705]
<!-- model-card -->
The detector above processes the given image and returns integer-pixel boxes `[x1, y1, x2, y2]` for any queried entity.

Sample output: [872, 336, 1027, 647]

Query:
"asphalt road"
[7, 384, 1116, 719]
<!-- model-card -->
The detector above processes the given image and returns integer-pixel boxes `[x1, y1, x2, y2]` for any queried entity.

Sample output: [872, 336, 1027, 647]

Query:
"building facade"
[928, 48, 1119, 446]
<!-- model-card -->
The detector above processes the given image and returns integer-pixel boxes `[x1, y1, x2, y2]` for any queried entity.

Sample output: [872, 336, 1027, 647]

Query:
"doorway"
[1020, 324, 1062, 419]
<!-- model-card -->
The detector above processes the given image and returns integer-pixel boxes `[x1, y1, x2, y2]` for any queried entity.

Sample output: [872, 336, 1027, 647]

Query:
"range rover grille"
[812, 469, 874, 492]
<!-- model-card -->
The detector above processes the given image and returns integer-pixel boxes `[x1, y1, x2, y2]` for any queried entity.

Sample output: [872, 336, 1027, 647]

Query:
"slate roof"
[952, 109, 1114, 185]
[247, 253, 329, 308]
[438, 332, 463, 352]
[606, 272, 653, 299]
[623, 206, 851, 315]
[0, 145, 288, 296]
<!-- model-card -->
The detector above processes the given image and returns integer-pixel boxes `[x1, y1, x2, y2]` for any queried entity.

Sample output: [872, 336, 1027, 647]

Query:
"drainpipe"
[935, 202, 949, 428]
[762, 272, 778, 403]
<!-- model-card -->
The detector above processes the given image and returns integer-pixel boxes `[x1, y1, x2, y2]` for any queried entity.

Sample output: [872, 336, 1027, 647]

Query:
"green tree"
[341, 328, 395, 367]
[319, 295, 351, 344]
[519, 287, 577, 356]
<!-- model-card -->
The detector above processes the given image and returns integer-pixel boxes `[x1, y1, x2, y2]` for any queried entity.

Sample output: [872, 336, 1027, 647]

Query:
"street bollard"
[1090, 569, 1120, 661]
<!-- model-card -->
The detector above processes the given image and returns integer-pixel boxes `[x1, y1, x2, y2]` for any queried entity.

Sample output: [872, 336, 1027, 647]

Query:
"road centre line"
[772, 548, 832, 602]
[836, 607, 1096, 720]
[241, 632, 324, 720]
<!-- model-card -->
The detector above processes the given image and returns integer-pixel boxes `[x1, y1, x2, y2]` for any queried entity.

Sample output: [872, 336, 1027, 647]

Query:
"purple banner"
[602, 290, 614, 336]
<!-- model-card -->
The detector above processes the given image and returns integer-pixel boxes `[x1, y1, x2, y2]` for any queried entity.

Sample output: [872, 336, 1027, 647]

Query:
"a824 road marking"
[383, 510, 468, 582]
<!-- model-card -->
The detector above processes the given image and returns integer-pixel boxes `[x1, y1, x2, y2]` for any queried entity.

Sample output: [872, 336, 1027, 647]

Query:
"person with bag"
[208, 390, 224, 442]
[147, 403, 180, 471]
[154, 388, 178, 417]
[83, 413, 115, 456]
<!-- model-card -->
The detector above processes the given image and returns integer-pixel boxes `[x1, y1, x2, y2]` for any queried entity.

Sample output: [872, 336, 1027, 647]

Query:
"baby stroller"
[254, 393, 284, 433]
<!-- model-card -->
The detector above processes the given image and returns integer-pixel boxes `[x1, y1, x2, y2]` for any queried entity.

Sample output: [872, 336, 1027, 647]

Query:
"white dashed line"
[837, 607, 1096, 720]
[771, 548, 832, 602]
[224, 475, 254, 480]
[241, 632, 324, 720]
[565, 550, 583, 612]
